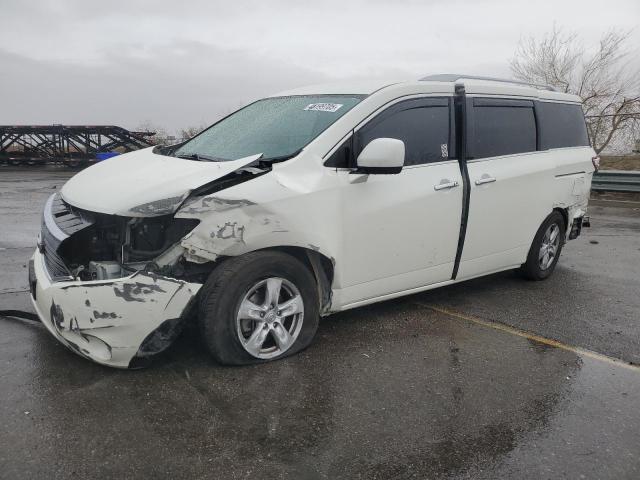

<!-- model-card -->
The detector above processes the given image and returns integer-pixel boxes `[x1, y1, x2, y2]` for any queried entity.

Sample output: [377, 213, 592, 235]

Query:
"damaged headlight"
[49, 199, 199, 281]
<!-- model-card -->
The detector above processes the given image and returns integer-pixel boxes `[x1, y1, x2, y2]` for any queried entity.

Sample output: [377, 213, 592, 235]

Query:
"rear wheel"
[198, 251, 319, 365]
[520, 211, 565, 280]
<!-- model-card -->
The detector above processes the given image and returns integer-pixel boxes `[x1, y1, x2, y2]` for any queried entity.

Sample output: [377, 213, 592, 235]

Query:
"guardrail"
[592, 170, 640, 193]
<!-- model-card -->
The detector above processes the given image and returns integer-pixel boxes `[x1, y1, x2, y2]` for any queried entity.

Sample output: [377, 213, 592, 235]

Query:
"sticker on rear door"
[304, 103, 343, 113]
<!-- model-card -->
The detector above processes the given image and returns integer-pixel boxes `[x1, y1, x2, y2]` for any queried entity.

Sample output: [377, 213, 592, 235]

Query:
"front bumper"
[29, 249, 202, 368]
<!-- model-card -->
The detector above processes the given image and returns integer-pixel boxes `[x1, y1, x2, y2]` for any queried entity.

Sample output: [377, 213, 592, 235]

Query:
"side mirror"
[355, 138, 405, 174]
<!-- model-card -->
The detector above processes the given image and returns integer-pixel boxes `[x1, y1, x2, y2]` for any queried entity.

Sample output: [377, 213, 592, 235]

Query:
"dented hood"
[60, 148, 262, 216]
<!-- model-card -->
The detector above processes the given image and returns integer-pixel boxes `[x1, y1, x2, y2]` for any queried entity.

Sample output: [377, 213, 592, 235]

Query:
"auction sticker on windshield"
[304, 103, 343, 112]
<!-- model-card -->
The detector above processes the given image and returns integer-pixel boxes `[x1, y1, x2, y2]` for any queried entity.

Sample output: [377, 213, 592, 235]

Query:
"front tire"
[198, 251, 319, 365]
[520, 211, 565, 281]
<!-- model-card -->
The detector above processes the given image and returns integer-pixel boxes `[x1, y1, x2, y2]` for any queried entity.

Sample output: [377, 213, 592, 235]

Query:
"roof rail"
[419, 74, 557, 92]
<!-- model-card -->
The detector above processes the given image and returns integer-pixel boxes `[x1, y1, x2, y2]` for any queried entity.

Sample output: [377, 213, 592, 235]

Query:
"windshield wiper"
[260, 149, 302, 163]
[175, 153, 226, 162]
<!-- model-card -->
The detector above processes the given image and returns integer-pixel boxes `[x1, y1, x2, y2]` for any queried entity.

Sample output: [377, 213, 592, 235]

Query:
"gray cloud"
[0, 43, 324, 131]
[0, 0, 638, 132]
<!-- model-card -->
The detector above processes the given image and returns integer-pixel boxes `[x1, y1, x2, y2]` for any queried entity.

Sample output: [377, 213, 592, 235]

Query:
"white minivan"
[30, 75, 596, 368]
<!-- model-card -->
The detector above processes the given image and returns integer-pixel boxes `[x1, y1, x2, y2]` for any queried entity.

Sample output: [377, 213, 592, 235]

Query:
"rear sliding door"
[457, 97, 554, 279]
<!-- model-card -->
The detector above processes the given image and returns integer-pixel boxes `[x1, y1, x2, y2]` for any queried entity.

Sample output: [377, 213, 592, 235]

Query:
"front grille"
[40, 193, 94, 281]
[49, 194, 94, 235]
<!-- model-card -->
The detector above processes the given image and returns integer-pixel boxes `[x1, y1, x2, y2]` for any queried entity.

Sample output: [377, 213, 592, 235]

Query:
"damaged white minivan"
[29, 74, 596, 368]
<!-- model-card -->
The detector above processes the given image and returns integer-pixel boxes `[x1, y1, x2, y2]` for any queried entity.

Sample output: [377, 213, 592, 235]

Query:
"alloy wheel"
[236, 277, 304, 359]
[539, 223, 560, 270]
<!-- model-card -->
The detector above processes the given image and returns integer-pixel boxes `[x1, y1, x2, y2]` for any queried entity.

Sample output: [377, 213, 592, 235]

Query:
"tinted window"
[325, 137, 353, 168]
[358, 102, 451, 167]
[538, 102, 589, 149]
[472, 100, 536, 158]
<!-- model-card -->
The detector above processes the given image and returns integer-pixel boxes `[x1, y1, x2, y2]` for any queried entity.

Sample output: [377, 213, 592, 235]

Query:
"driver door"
[336, 97, 463, 306]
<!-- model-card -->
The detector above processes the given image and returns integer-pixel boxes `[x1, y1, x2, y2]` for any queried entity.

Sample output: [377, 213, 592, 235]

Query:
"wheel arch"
[552, 207, 569, 232]
[202, 245, 335, 316]
[270, 246, 334, 315]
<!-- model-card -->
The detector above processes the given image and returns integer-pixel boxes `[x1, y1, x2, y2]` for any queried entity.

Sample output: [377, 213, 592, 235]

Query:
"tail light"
[591, 155, 600, 172]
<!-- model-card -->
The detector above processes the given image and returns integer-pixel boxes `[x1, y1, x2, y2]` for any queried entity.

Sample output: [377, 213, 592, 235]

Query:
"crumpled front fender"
[175, 186, 339, 268]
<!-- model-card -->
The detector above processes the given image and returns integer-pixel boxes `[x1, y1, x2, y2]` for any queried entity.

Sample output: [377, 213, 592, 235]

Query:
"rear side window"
[537, 102, 589, 149]
[471, 99, 536, 159]
[356, 98, 452, 167]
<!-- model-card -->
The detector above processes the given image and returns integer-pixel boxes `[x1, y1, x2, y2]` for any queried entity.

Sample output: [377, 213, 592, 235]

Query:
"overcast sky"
[1, 0, 638, 132]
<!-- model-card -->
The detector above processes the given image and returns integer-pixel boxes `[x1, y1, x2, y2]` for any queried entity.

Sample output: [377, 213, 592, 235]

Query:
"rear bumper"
[564, 201, 589, 242]
[568, 215, 586, 240]
[29, 249, 202, 368]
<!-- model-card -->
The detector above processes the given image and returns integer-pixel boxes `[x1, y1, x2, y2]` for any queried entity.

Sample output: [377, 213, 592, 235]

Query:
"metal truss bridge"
[0, 125, 155, 166]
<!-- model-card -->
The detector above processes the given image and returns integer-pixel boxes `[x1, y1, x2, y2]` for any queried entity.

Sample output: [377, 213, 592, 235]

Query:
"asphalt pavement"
[1, 165, 639, 479]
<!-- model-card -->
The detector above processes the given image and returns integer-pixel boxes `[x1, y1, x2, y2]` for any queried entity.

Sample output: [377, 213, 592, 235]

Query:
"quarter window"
[325, 136, 353, 168]
[471, 99, 536, 159]
[537, 102, 589, 149]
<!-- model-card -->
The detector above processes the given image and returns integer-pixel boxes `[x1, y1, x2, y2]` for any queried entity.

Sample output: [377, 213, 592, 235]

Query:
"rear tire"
[198, 251, 319, 365]
[520, 211, 565, 281]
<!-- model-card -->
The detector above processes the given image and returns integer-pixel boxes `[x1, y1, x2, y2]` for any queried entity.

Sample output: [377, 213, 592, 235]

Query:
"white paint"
[33, 77, 594, 367]
[460, 147, 592, 280]
[30, 251, 201, 368]
[60, 149, 262, 216]
[355, 137, 405, 170]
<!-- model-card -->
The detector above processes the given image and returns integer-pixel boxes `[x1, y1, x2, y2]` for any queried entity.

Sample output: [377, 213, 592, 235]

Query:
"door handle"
[434, 180, 459, 191]
[475, 176, 496, 185]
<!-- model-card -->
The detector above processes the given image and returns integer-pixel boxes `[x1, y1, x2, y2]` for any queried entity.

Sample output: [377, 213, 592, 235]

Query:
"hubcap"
[539, 223, 560, 270]
[236, 277, 304, 359]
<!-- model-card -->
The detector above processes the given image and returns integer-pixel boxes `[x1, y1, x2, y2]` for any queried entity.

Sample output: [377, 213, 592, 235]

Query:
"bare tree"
[179, 124, 207, 141]
[510, 27, 640, 153]
[135, 120, 171, 145]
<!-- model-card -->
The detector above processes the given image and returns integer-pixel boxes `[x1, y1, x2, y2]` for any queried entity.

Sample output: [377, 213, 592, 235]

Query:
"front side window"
[173, 95, 363, 162]
[353, 98, 452, 167]
[471, 99, 537, 159]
